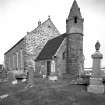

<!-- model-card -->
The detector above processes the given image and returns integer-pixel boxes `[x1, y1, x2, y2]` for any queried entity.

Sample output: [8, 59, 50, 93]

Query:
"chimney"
[38, 20, 41, 26]
[27, 32, 30, 34]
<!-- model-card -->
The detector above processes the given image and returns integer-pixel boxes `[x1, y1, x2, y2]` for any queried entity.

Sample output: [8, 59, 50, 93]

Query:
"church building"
[4, 17, 60, 72]
[4, 0, 84, 79]
[35, 0, 84, 78]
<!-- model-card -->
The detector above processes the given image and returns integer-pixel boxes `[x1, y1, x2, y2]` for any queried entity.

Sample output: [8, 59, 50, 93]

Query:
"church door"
[47, 61, 51, 76]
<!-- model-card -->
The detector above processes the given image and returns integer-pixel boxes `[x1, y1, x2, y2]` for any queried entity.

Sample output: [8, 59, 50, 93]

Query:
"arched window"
[20, 49, 23, 70]
[74, 16, 77, 23]
[62, 51, 66, 60]
[16, 52, 18, 70]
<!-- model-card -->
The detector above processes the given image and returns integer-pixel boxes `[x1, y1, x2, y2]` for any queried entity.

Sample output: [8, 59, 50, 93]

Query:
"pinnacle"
[71, 0, 79, 11]
[68, 0, 82, 19]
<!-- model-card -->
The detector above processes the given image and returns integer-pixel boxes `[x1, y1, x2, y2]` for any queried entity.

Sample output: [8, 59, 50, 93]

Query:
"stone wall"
[4, 18, 60, 73]
[25, 18, 60, 56]
[66, 33, 84, 76]
[55, 38, 66, 77]
[25, 18, 60, 70]
[35, 38, 66, 78]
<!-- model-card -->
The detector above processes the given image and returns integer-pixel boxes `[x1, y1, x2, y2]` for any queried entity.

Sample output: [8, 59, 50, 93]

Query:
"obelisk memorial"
[87, 41, 104, 94]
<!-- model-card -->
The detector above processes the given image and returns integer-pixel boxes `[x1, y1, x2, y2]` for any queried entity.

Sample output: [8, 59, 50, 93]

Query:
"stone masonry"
[35, 0, 84, 79]
[66, 0, 84, 77]
[4, 0, 84, 81]
[4, 17, 60, 77]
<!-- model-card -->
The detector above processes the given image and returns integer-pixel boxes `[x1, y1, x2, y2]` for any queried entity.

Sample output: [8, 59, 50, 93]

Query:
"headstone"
[7, 71, 16, 83]
[0, 94, 9, 99]
[88, 41, 104, 94]
[22, 78, 26, 82]
[28, 69, 34, 86]
[49, 75, 58, 81]
[42, 75, 46, 78]
[12, 80, 18, 85]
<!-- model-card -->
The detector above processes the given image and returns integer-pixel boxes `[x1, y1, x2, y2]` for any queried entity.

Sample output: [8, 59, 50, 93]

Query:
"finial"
[95, 40, 100, 51]
[27, 32, 29, 34]
[38, 20, 41, 26]
[48, 15, 50, 19]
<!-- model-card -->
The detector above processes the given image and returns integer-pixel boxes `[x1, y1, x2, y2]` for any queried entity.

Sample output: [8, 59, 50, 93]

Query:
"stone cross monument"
[87, 41, 104, 94]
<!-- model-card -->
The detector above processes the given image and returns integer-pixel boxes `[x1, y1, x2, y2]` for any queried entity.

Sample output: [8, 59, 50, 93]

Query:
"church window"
[80, 48, 82, 51]
[62, 52, 66, 60]
[13, 54, 15, 69]
[16, 52, 19, 70]
[48, 25, 51, 28]
[74, 16, 77, 23]
[8, 56, 10, 70]
[20, 49, 23, 70]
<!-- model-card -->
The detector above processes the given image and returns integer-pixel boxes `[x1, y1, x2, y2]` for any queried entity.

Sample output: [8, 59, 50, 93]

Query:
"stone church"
[4, 0, 84, 79]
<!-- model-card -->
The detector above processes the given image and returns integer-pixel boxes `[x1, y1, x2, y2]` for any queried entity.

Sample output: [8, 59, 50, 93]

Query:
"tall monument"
[88, 41, 104, 94]
[66, 0, 84, 76]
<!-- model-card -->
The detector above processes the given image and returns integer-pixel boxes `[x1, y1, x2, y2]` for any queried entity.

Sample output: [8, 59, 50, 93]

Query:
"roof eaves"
[4, 38, 24, 55]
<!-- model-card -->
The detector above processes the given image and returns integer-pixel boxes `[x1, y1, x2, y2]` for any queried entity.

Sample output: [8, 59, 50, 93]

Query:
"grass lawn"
[0, 80, 27, 95]
[0, 78, 105, 105]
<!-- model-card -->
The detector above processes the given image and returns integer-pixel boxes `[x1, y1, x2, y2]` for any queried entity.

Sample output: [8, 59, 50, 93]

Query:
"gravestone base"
[49, 76, 58, 81]
[49, 72, 58, 81]
[7, 71, 16, 83]
[87, 77, 104, 94]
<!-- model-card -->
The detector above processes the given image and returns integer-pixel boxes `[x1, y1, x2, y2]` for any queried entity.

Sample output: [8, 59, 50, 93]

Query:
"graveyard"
[1, 77, 105, 105]
[1, 1, 105, 105]
[1, 41, 105, 105]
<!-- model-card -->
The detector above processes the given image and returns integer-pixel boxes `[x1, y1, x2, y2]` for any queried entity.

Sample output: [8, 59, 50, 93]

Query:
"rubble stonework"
[24, 18, 60, 72]
[4, 17, 60, 76]
[25, 18, 60, 56]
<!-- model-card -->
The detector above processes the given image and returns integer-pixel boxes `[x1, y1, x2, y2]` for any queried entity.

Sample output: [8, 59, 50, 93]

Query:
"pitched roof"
[4, 17, 60, 55]
[25, 17, 60, 56]
[35, 32, 83, 61]
[32, 17, 60, 34]
[4, 38, 24, 55]
[35, 33, 67, 61]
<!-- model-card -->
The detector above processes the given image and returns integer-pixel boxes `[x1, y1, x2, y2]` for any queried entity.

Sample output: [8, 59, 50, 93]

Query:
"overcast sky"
[0, 0, 105, 68]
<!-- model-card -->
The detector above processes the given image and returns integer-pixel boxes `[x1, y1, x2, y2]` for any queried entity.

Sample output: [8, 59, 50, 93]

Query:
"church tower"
[66, 0, 84, 76]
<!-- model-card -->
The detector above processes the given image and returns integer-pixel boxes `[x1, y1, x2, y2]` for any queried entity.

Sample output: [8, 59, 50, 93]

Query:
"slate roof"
[4, 38, 24, 55]
[35, 32, 83, 61]
[35, 33, 67, 61]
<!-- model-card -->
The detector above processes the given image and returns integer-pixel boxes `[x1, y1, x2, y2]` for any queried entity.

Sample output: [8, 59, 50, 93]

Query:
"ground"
[0, 78, 105, 105]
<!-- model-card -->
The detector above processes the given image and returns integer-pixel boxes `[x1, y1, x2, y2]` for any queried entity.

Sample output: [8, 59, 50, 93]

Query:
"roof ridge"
[5, 17, 60, 55]
[30, 17, 60, 34]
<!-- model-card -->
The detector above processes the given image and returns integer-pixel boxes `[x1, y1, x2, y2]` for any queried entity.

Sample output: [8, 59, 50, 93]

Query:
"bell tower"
[66, 0, 84, 76]
[66, 0, 84, 34]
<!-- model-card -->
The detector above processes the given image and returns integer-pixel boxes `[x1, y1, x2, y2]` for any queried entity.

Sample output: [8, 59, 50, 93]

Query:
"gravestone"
[28, 69, 34, 86]
[7, 71, 16, 83]
[25, 59, 35, 88]
[87, 41, 104, 94]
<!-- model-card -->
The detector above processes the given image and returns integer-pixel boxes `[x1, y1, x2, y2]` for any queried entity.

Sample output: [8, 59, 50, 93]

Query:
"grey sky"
[0, 0, 105, 67]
